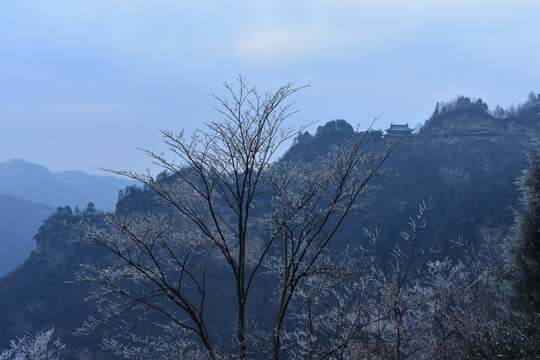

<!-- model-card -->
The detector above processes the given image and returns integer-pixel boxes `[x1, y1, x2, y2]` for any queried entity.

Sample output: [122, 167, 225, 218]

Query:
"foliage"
[423, 91, 540, 134]
[426, 96, 489, 123]
[283, 203, 498, 360]
[281, 119, 382, 163]
[504, 134, 540, 311]
[468, 134, 540, 359]
[0, 328, 64, 360]
[468, 312, 540, 360]
[492, 91, 540, 124]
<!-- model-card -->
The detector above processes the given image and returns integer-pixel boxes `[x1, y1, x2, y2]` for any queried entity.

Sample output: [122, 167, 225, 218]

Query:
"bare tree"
[76, 77, 395, 359]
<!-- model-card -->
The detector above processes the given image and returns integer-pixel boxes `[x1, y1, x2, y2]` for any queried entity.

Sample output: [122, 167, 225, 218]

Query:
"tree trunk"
[238, 296, 247, 359]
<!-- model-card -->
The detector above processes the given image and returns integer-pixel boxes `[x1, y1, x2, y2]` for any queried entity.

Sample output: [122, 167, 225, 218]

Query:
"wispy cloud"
[234, 25, 342, 64]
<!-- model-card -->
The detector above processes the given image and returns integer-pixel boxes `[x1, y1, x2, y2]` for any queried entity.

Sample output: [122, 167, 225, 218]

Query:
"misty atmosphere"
[1, 2, 539, 360]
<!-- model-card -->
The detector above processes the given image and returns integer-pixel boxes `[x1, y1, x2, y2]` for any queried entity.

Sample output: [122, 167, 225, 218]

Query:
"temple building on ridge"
[383, 123, 414, 140]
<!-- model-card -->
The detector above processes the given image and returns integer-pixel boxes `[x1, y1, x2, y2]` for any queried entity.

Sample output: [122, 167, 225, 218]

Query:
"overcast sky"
[1, 0, 539, 175]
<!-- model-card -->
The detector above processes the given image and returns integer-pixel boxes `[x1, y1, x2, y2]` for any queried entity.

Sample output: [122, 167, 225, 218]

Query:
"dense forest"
[0, 88, 539, 359]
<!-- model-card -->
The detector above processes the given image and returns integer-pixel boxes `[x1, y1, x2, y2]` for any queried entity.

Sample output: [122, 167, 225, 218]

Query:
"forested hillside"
[0, 92, 538, 359]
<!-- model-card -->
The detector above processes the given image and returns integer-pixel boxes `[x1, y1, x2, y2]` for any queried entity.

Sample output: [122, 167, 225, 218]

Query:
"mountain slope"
[0, 194, 54, 277]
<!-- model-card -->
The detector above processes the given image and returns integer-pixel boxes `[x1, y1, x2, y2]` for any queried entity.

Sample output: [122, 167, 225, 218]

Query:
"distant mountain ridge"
[0, 159, 136, 211]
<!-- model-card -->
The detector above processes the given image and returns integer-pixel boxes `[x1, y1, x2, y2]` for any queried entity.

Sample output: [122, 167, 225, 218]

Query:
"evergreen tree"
[505, 134, 540, 311]
[472, 135, 540, 359]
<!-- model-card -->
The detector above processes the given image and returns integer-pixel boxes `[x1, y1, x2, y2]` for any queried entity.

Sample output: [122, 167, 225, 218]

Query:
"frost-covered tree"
[0, 328, 64, 360]
[279, 203, 498, 360]
[76, 77, 395, 359]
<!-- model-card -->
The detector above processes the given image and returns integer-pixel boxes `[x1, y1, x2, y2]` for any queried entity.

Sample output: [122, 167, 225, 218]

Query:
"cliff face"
[421, 109, 503, 138]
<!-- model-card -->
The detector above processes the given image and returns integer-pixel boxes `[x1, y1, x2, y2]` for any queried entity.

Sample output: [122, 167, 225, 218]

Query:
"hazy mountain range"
[0, 159, 136, 211]
[0, 160, 136, 276]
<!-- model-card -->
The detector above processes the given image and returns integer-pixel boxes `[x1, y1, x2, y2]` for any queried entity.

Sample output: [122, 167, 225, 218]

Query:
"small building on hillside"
[384, 123, 414, 140]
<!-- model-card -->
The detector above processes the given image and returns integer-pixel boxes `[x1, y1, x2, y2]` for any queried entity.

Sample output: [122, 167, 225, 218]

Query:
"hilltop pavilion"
[384, 123, 414, 139]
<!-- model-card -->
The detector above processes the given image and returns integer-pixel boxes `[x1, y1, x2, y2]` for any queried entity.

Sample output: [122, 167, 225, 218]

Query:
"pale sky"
[1, 0, 539, 175]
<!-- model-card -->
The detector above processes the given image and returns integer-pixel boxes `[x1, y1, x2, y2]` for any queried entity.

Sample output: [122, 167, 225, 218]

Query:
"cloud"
[234, 23, 365, 65]
[232, 0, 540, 66]
[236, 27, 313, 64]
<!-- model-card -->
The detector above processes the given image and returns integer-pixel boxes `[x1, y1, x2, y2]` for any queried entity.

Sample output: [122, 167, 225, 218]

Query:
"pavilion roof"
[386, 123, 412, 131]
